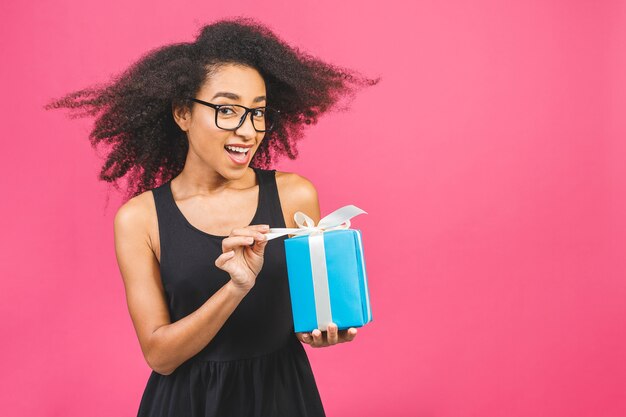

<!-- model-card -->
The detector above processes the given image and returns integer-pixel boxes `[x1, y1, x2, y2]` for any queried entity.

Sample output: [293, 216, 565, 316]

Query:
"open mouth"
[224, 145, 251, 164]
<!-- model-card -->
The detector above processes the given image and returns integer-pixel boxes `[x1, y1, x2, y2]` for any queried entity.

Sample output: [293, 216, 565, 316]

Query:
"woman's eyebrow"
[211, 91, 267, 103]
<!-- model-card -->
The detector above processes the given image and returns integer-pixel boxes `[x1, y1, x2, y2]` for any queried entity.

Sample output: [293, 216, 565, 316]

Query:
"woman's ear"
[172, 103, 192, 132]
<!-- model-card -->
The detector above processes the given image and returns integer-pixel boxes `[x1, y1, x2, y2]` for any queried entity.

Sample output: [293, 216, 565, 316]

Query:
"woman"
[47, 17, 379, 417]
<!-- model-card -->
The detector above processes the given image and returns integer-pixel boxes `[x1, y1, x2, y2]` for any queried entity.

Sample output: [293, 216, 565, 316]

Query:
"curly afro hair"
[45, 16, 380, 201]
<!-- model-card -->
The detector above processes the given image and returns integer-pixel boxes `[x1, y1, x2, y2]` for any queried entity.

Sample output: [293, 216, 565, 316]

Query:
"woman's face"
[175, 63, 267, 177]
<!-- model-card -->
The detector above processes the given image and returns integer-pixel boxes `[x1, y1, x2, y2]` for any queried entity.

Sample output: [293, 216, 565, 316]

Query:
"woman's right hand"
[214, 224, 270, 294]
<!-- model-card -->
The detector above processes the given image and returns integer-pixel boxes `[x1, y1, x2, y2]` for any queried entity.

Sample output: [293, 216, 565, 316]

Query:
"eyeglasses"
[189, 98, 279, 132]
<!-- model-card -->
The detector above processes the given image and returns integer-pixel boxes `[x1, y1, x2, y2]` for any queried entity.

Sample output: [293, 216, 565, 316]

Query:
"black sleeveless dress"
[137, 167, 326, 417]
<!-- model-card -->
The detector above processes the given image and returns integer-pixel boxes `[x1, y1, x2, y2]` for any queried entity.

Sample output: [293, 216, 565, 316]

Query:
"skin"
[114, 63, 356, 375]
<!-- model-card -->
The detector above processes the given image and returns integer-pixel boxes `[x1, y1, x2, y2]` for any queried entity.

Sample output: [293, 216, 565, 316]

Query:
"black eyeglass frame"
[189, 98, 280, 132]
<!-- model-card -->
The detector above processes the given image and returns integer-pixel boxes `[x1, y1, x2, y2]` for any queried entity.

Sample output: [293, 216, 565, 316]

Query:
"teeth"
[225, 145, 249, 153]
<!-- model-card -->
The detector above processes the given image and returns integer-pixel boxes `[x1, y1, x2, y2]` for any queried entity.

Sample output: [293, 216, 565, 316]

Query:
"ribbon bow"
[266, 205, 367, 241]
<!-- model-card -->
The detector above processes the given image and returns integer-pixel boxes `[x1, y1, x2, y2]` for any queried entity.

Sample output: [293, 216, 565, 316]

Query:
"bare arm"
[114, 198, 260, 376]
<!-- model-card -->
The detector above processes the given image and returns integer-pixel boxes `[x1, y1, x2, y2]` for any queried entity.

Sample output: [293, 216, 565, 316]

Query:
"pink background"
[2, 1, 625, 416]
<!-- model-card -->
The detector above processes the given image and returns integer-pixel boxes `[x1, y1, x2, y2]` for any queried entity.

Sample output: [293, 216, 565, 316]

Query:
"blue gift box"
[284, 229, 373, 333]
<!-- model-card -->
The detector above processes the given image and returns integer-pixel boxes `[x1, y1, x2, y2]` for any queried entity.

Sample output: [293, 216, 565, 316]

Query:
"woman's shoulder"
[275, 170, 318, 199]
[113, 189, 159, 254]
[252, 167, 313, 188]
[115, 188, 157, 223]
[274, 170, 321, 226]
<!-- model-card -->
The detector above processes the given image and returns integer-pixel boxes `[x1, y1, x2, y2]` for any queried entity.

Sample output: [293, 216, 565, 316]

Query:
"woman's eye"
[218, 107, 235, 115]
[253, 109, 265, 118]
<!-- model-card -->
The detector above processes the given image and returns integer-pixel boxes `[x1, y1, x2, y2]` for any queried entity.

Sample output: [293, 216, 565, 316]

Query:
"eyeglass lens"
[216, 105, 276, 132]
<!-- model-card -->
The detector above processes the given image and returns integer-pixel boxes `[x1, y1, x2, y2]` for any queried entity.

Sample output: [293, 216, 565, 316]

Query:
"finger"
[231, 225, 270, 236]
[214, 250, 235, 269]
[249, 224, 271, 232]
[340, 328, 358, 343]
[298, 332, 312, 344]
[252, 233, 268, 244]
[222, 236, 256, 252]
[228, 229, 269, 248]
[327, 323, 339, 345]
[249, 236, 269, 254]
[311, 329, 323, 347]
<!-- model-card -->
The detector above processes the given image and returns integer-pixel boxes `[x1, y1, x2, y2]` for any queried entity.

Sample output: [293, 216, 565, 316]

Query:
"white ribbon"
[268, 205, 367, 331]
[265, 205, 367, 241]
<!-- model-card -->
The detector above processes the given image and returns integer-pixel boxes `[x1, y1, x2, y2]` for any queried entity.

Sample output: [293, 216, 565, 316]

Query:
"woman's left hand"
[296, 323, 358, 348]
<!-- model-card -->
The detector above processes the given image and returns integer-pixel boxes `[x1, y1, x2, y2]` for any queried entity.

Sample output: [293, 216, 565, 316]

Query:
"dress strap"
[151, 181, 181, 266]
[254, 168, 287, 229]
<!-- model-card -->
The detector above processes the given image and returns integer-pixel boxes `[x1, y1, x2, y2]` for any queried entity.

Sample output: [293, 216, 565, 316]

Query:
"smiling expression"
[174, 63, 268, 175]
